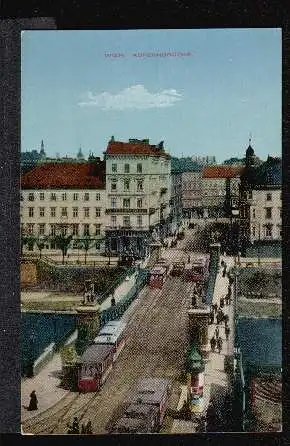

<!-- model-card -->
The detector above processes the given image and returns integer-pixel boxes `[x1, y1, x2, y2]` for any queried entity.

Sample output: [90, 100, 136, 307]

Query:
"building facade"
[170, 170, 183, 233]
[104, 138, 171, 259]
[201, 165, 244, 218]
[181, 171, 203, 218]
[21, 161, 106, 256]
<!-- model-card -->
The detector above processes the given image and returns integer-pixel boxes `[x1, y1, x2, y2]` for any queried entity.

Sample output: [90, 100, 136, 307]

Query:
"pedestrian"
[86, 420, 92, 434]
[223, 314, 229, 326]
[215, 326, 219, 339]
[111, 296, 116, 307]
[67, 423, 74, 434]
[225, 326, 230, 341]
[192, 293, 198, 307]
[210, 336, 216, 352]
[228, 285, 232, 296]
[220, 297, 224, 308]
[72, 417, 79, 434]
[217, 337, 223, 353]
[213, 303, 218, 314]
[27, 390, 38, 411]
[81, 424, 86, 434]
[221, 260, 225, 268]
[209, 311, 214, 325]
[222, 267, 227, 278]
[188, 255, 191, 264]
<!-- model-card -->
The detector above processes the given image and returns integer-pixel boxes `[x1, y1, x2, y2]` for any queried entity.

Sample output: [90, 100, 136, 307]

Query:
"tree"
[53, 233, 73, 264]
[21, 235, 36, 255]
[35, 236, 49, 259]
[79, 236, 95, 265]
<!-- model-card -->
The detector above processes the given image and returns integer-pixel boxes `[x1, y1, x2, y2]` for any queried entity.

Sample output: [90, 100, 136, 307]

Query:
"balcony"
[105, 225, 147, 232]
[105, 208, 147, 214]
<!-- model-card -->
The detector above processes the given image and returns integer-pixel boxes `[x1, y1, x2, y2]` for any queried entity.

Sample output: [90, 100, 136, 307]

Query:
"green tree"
[53, 233, 73, 264]
[35, 236, 49, 259]
[79, 236, 95, 265]
[21, 235, 36, 255]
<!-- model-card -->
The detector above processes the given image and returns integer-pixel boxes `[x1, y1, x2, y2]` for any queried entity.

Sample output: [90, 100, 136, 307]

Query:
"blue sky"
[21, 29, 281, 162]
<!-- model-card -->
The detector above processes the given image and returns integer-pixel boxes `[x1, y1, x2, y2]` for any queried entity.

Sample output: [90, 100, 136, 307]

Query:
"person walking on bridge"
[217, 337, 223, 354]
[215, 326, 219, 339]
[210, 336, 216, 352]
[225, 326, 230, 341]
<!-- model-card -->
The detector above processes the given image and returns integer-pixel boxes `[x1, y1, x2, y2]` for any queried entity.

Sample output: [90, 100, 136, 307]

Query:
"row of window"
[252, 224, 282, 238]
[252, 207, 282, 219]
[110, 215, 143, 228]
[24, 207, 102, 218]
[22, 192, 102, 202]
[110, 198, 144, 208]
[23, 223, 102, 237]
[110, 179, 143, 192]
[112, 163, 143, 173]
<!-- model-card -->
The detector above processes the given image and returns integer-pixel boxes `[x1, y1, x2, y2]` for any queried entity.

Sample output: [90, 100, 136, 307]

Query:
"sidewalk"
[203, 255, 235, 429]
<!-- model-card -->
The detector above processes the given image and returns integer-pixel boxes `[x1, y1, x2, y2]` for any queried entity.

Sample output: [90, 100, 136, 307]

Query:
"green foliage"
[53, 234, 73, 264]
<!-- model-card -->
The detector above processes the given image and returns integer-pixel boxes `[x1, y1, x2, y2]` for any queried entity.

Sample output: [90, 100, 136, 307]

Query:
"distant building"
[240, 143, 282, 244]
[103, 137, 171, 259]
[223, 157, 245, 166]
[181, 171, 203, 218]
[201, 165, 244, 218]
[170, 170, 183, 232]
[191, 155, 216, 166]
[21, 160, 106, 256]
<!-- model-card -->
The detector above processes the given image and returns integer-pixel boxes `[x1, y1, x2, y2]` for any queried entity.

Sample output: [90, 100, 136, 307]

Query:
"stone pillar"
[75, 305, 101, 356]
[188, 308, 211, 361]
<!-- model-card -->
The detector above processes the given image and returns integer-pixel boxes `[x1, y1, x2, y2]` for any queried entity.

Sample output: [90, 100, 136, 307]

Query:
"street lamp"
[231, 208, 240, 258]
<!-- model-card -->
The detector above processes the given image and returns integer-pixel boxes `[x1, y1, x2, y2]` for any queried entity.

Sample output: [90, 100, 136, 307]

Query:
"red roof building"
[105, 140, 171, 159]
[21, 162, 105, 190]
[202, 165, 244, 179]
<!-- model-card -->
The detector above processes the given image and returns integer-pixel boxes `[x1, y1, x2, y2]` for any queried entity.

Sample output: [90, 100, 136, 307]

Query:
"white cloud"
[78, 84, 182, 110]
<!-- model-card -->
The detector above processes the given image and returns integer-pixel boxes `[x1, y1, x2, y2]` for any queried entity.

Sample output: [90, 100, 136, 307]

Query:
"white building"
[104, 137, 171, 259]
[248, 156, 282, 243]
[170, 170, 183, 233]
[21, 161, 106, 257]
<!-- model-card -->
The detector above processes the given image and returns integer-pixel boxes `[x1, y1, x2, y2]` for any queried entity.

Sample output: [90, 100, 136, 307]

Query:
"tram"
[94, 321, 127, 362]
[78, 344, 114, 393]
[149, 266, 167, 289]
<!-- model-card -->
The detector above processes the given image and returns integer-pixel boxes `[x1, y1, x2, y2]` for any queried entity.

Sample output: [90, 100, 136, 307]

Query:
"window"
[73, 193, 78, 201]
[123, 198, 130, 208]
[137, 163, 142, 173]
[279, 208, 282, 219]
[96, 193, 100, 201]
[112, 164, 117, 173]
[50, 207, 56, 217]
[123, 216, 130, 227]
[73, 207, 78, 218]
[27, 223, 34, 234]
[124, 164, 130, 173]
[95, 208, 101, 217]
[252, 226, 256, 237]
[137, 215, 142, 227]
[61, 207, 68, 217]
[248, 191, 252, 199]
[28, 207, 34, 217]
[278, 225, 282, 238]
[39, 207, 45, 217]
[111, 216, 117, 227]
[83, 224, 90, 236]
[84, 207, 90, 218]
[20, 194, 23, 201]
[28, 193, 34, 201]
[111, 197, 117, 208]
[137, 198, 143, 208]
[266, 193, 272, 201]
[61, 226, 68, 236]
[84, 193, 90, 201]
[50, 224, 56, 236]
[39, 192, 45, 201]
[280, 192, 282, 200]
[111, 181, 117, 191]
[62, 193, 67, 201]
[72, 224, 79, 236]
[137, 180, 143, 191]
[265, 225, 272, 237]
[50, 193, 56, 201]
[265, 207, 272, 219]
[20, 206, 23, 217]
[252, 208, 256, 219]
[95, 223, 101, 236]
[38, 224, 45, 235]
[124, 179, 130, 191]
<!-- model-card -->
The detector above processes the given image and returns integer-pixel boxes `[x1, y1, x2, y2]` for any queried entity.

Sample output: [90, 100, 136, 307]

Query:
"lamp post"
[231, 208, 240, 259]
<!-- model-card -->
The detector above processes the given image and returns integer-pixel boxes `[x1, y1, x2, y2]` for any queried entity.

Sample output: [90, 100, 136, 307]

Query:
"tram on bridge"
[149, 265, 167, 289]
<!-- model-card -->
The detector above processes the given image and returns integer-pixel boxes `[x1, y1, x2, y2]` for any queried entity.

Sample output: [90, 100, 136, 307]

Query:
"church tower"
[39, 140, 46, 161]
[245, 136, 255, 167]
